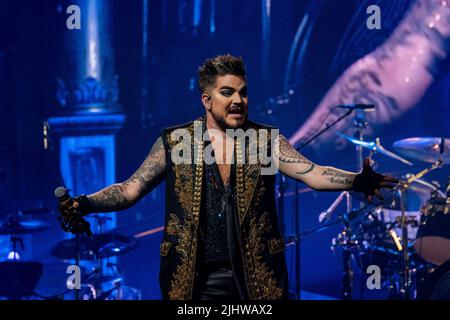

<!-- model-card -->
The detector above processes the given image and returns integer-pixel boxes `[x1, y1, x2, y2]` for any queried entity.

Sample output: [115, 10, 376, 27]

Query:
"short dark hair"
[198, 54, 246, 93]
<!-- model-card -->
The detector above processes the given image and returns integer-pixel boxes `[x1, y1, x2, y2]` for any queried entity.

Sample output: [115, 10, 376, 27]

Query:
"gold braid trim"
[235, 127, 283, 299]
[167, 121, 204, 300]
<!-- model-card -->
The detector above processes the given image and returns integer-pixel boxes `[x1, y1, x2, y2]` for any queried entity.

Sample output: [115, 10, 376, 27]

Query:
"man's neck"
[205, 114, 230, 143]
[205, 114, 225, 132]
[205, 114, 234, 165]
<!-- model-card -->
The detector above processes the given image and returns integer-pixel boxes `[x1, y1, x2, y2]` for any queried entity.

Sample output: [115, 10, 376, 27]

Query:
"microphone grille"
[54, 186, 68, 199]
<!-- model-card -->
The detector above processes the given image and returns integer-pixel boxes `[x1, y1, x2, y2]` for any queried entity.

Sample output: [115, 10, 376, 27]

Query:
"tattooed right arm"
[275, 135, 357, 190]
[84, 137, 166, 212]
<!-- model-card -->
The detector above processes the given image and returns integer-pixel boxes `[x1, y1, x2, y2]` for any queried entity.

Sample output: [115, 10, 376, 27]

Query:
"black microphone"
[337, 104, 375, 111]
[54, 186, 92, 236]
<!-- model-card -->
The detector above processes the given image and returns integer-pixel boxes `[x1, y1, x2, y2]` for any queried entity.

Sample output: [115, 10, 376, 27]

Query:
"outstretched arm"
[77, 136, 166, 213]
[276, 135, 356, 191]
[275, 135, 397, 201]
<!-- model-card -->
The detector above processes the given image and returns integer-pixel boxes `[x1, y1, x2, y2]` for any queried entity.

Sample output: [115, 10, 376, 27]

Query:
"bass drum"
[414, 194, 450, 266]
[416, 260, 450, 300]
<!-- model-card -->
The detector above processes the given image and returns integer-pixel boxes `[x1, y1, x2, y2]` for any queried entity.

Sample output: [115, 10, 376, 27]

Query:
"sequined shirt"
[199, 161, 234, 264]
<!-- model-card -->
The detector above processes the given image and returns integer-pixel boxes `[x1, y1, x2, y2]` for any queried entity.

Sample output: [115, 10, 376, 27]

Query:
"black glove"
[57, 194, 93, 236]
[352, 158, 398, 203]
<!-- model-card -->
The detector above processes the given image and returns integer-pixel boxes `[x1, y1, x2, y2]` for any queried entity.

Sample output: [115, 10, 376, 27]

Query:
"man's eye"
[221, 90, 232, 96]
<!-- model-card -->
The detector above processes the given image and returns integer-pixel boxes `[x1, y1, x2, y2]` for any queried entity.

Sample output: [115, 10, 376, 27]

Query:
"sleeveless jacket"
[158, 117, 288, 300]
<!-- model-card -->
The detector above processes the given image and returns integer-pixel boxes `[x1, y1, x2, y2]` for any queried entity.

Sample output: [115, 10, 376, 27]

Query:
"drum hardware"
[414, 175, 450, 268]
[336, 133, 413, 166]
[321, 134, 449, 299]
[286, 104, 374, 299]
[49, 231, 138, 300]
[50, 232, 139, 261]
[391, 137, 448, 298]
[0, 215, 51, 299]
[321, 134, 450, 299]
[0, 215, 52, 236]
[385, 164, 443, 298]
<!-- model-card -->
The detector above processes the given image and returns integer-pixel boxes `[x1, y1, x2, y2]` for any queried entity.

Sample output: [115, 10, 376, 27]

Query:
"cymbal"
[19, 208, 52, 215]
[393, 137, 450, 164]
[0, 217, 51, 235]
[336, 132, 413, 166]
[50, 233, 139, 260]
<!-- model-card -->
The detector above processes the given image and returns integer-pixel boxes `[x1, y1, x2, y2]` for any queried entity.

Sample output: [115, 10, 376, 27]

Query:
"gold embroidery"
[260, 211, 273, 234]
[166, 213, 178, 236]
[166, 119, 284, 300]
[268, 237, 285, 255]
[245, 215, 284, 299]
[160, 241, 172, 256]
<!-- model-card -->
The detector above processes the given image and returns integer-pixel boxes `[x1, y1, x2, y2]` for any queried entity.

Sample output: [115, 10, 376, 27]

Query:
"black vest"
[159, 117, 288, 300]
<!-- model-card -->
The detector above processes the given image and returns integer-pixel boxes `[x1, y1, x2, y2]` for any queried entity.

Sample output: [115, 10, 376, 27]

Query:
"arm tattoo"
[375, 0, 450, 76]
[339, 70, 400, 115]
[88, 184, 129, 212]
[88, 137, 166, 212]
[321, 168, 354, 187]
[290, 0, 450, 148]
[276, 135, 315, 175]
[123, 136, 166, 195]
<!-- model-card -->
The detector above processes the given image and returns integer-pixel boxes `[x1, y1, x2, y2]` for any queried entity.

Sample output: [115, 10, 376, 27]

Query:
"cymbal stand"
[290, 106, 373, 300]
[342, 110, 368, 299]
[396, 155, 444, 299]
[292, 108, 354, 299]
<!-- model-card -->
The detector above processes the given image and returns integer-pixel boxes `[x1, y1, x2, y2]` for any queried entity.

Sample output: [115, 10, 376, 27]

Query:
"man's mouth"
[228, 106, 244, 116]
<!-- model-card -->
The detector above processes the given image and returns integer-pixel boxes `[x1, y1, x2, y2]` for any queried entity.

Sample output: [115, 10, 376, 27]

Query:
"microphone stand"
[44, 121, 81, 300]
[290, 107, 363, 301]
[296, 108, 354, 151]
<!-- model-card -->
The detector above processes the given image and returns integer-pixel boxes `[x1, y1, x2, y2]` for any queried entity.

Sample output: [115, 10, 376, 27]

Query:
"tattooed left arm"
[275, 135, 357, 191]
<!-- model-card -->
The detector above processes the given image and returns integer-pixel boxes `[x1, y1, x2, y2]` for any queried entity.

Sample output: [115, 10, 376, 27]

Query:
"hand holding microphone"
[54, 186, 93, 236]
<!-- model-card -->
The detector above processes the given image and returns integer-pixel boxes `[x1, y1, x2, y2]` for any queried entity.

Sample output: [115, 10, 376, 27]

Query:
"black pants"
[194, 262, 240, 300]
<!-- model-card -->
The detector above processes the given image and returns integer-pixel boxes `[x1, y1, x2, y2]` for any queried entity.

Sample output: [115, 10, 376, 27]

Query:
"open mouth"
[228, 106, 244, 115]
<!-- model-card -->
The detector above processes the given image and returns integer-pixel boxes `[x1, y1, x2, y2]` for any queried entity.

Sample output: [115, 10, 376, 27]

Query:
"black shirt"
[199, 160, 234, 265]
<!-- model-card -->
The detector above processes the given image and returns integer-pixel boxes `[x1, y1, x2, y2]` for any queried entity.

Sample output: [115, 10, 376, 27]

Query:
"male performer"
[60, 54, 397, 300]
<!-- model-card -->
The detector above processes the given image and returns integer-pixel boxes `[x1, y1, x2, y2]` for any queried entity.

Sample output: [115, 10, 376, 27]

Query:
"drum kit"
[0, 211, 140, 300]
[329, 135, 450, 300]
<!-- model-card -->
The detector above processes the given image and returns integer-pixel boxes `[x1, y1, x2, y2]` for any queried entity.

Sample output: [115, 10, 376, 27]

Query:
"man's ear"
[201, 93, 211, 110]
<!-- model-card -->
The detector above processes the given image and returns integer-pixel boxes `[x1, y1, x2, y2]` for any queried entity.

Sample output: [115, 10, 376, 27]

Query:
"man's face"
[202, 74, 248, 129]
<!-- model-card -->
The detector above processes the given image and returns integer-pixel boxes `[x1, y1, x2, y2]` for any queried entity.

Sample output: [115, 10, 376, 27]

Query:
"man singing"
[60, 54, 397, 300]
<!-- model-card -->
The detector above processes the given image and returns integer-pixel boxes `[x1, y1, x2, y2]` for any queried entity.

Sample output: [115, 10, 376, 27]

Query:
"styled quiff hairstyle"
[198, 54, 246, 93]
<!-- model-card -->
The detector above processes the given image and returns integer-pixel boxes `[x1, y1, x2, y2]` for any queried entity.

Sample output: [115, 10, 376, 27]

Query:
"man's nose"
[232, 93, 245, 105]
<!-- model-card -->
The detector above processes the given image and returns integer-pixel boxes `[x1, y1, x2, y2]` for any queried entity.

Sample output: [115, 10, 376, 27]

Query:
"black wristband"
[74, 194, 94, 216]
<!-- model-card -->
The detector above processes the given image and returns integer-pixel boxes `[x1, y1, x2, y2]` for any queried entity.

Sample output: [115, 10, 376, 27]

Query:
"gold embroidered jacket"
[159, 117, 288, 300]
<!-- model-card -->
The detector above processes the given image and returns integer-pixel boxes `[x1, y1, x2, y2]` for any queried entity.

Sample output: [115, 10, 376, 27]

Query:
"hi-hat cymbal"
[0, 217, 51, 235]
[393, 137, 450, 164]
[336, 132, 413, 166]
[50, 233, 139, 260]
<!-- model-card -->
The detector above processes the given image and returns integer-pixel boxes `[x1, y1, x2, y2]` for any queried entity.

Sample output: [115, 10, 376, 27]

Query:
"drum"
[416, 260, 450, 300]
[347, 208, 423, 293]
[78, 276, 142, 300]
[414, 193, 450, 266]
[381, 208, 420, 241]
